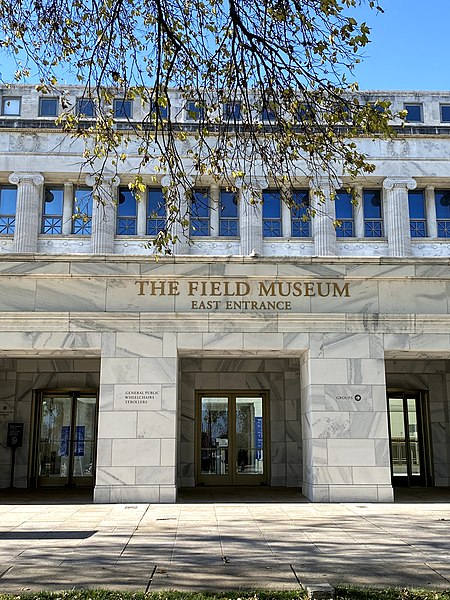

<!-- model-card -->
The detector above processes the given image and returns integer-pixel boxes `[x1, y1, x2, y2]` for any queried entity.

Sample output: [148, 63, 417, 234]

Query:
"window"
[404, 103, 423, 123]
[150, 101, 168, 120]
[117, 187, 137, 235]
[335, 191, 354, 237]
[2, 97, 20, 116]
[39, 97, 58, 117]
[186, 101, 204, 121]
[435, 190, 450, 238]
[291, 190, 310, 237]
[408, 190, 427, 237]
[441, 105, 450, 123]
[219, 190, 239, 236]
[363, 189, 383, 237]
[147, 188, 166, 235]
[0, 186, 17, 234]
[263, 190, 282, 237]
[77, 99, 95, 117]
[190, 189, 210, 236]
[114, 99, 132, 119]
[262, 102, 276, 122]
[42, 187, 64, 234]
[223, 102, 241, 121]
[72, 188, 93, 234]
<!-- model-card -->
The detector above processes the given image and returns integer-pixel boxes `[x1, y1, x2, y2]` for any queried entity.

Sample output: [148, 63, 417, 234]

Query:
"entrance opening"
[196, 392, 268, 485]
[387, 391, 431, 487]
[33, 390, 98, 488]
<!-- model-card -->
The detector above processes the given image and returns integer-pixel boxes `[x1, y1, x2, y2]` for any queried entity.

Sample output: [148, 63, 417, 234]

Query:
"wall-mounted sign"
[7, 422, 24, 449]
[114, 385, 162, 411]
[0, 401, 13, 421]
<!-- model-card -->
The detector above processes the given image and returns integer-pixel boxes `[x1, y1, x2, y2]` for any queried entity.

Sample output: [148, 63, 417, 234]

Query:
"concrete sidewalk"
[1, 489, 450, 593]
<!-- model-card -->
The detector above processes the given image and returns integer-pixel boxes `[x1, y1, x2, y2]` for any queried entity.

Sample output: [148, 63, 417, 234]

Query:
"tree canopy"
[0, 0, 396, 252]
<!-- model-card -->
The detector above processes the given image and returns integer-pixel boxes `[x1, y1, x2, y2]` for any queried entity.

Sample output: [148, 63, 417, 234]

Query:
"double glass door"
[35, 391, 98, 487]
[387, 392, 429, 487]
[197, 392, 267, 485]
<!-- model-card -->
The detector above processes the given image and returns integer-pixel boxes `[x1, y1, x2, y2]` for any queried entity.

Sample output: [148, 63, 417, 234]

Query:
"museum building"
[0, 85, 449, 503]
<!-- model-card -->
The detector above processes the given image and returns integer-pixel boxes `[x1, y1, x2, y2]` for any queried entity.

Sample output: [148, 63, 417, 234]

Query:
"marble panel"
[208, 315, 278, 333]
[138, 358, 177, 383]
[96, 466, 136, 486]
[350, 412, 389, 438]
[93, 486, 111, 503]
[327, 439, 376, 466]
[312, 466, 352, 484]
[101, 358, 139, 384]
[310, 280, 380, 314]
[159, 485, 177, 502]
[162, 385, 177, 411]
[310, 412, 350, 438]
[286, 421, 301, 442]
[322, 333, 371, 359]
[98, 384, 114, 411]
[384, 334, 411, 351]
[98, 411, 137, 439]
[302, 384, 326, 412]
[70, 262, 141, 276]
[302, 483, 329, 502]
[324, 385, 373, 411]
[96, 438, 112, 467]
[374, 439, 391, 467]
[379, 280, 447, 314]
[163, 333, 178, 357]
[0, 278, 37, 311]
[107, 278, 177, 312]
[115, 332, 163, 357]
[179, 441, 194, 464]
[70, 314, 140, 332]
[243, 333, 284, 350]
[177, 333, 204, 350]
[136, 466, 176, 485]
[377, 485, 394, 502]
[329, 485, 379, 502]
[277, 263, 347, 278]
[310, 358, 349, 384]
[346, 264, 416, 278]
[137, 411, 176, 438]
[352, 466, 391, 484]
[111, 438, 161, 466]
[35, 278, 107, 311]
[409, 334, 450, 351]
[202, 333, 244, 350]
[109, 485, 162, 503]
[305, 439, 328, 466]
[270, 422, 286, 443]
[0, 261, 71, 275]
[348, 358, 385, 385]
[194, 372, 220, 388]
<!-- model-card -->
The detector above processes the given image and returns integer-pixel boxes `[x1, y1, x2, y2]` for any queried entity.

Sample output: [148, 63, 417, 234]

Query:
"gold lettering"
[317, 283, 331, 297]
[168, 281, 180, 296]
[210, 281, 221, 296]
[292, 282, 303, 296]
[304, 282, 316, 296]
[188, 281, 199, 296]
[135, 280, 149, 296]
[333, 282, 350, 297]
[259, 281, 276, 296]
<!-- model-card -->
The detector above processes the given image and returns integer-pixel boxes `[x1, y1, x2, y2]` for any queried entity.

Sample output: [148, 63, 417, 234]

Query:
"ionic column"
[87, 174, 120, 254]
[163, 175, 190, 255]
[383, 177, 416, 257]
[310, 177, 337, 256]
[9, 172, 44, 253]
[238, 177, 267, 256]
[210, 183, 220, 236]
[425, 185, 437, 238]
[62, 182, 74, 235]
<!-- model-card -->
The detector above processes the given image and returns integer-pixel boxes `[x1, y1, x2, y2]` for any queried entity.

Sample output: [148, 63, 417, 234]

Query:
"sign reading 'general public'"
[135, 279, 350, 312]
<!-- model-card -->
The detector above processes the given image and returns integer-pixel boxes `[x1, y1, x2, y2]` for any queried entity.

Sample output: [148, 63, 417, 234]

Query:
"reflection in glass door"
[197, 392, 267, 485]
[36, 391, 98, 487]
[387, 392, 429, 487]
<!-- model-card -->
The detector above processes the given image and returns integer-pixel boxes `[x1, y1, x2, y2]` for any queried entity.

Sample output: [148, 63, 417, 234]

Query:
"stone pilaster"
[238, 177, 267, 256]
[162, 175, 190, 255]
[425, 185, 437, 238]
[62, 182, 74, 235]
[310, 177, 337, 256]
[9, 172, 44, 253]
[87, 175, 120, 254]
[209, 183, 220, 236]
[353, 185, 364, 238]
[383, 177, 416, 256]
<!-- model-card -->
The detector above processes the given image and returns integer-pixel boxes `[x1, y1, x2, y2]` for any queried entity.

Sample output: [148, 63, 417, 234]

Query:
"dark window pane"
[77, 99, 95, 117]
[118, 188, 137, 216]
[363, 190, 382, 219]
[186, 101, 204, 121]
[336, 222, 354, 237]
[39, 98, 58, 117]
[335, 192, 353, 219]
[404, 104, 422, 122]
[441, 105, 450, 123]
[220, 191, 238, 218]
[0, 187, 17, 215]
[117, 218, 136, 235]
[73, 188, 93, 234]
[151, 101, 168, 119]
[262, 104, 276, 121]
[114, 99, 132, 118]
[147, 188, 166, 235]
[263, 191, 281, 219]
[408, 190, 426, 219]
[219, 220, 238, 236]
[192, 189, 209, 218]
[223, 103, 241, 120]
[291, 190, 310, 238]
[42, 187, 64, 234]
[2, 98, 20, 115]
[435, 190, 450, 218]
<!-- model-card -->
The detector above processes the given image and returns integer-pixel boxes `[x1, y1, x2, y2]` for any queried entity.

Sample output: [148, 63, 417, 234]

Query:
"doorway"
[196, 392, 268, 485]
[387, 391, 431, 487]
[34, 390, 98, 488]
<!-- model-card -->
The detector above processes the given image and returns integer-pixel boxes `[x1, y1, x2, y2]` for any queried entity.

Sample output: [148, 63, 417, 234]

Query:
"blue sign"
[254, 417, 263, 460]
[74, 425, 85, 456]
[59, 426, 70, 456]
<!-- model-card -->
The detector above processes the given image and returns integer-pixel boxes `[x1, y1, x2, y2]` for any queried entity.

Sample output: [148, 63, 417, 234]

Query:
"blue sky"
[1, 1, 449, 91]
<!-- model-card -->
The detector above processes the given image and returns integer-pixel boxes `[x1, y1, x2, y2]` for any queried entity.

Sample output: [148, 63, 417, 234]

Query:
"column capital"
[9, 172, 44, 186]
[85, 174, 120, 188]
[383, 177, 417, 191]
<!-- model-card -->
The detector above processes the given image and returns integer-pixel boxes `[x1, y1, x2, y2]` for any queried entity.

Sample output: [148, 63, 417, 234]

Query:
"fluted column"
[62, 182, 74, 234]
[425, 185, 437, 238]
[87, 174, 120, 254]
[238, 177, 267, 256]
[383, 177, 416, 257]
[310, 177, 337, 256]
[9, 172, 44, 253]
[162, 175, 190, 255]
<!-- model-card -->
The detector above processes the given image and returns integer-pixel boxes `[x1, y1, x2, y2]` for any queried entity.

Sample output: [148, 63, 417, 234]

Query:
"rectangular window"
[190, 189, 210, 236]
[42, 186, 64, 234]
[77, 99, 95, 117]
[150, 101, 168, 120]
[435, 190, 450, 238]
[219, 190, 239, 236]
[335, 191, 354, 237]
[263, 190, 282, 237]
[117, 187, 137, 235]
[114, 99, 133, 119]
[0, 186, 17, 234]
[404, 103, 423, 123]
[441, 105, 450, 123]
[2, 97, 21, 116]
[262, 102, 276, 122]
[147, 188, 166, 235]
[291, 190, 310, 237]
[408, 190, 427, 237]
[363, 189, 383, 237]
[39, 97, 58, 117]
[186, 101, 204, 121]
[223, 102, 241, 121]
[72, 187, 93, 234]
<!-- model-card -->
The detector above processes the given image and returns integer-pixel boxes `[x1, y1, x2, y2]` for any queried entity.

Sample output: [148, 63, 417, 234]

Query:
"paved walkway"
[1, 488, 450, 593]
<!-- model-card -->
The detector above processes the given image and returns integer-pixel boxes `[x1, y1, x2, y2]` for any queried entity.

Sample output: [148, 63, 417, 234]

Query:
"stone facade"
[0, 86, 450, 502]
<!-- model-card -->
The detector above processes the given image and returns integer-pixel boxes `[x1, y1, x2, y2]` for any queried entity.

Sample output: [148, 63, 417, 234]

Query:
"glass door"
[387, 392, 428, 487]
[197, 392, 267, 485]
[36, 391, 98, 487]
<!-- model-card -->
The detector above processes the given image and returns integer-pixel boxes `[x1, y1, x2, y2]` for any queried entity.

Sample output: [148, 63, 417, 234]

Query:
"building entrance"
[196, 392, 268, 485]
[33, 390, 98, 488]
[387, 391, 431, 487]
